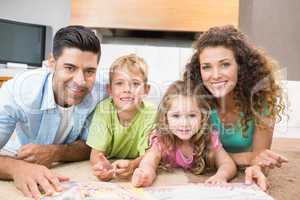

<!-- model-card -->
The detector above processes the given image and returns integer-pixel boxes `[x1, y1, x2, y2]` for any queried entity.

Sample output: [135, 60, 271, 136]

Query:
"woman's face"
[199, 46, 238, 98]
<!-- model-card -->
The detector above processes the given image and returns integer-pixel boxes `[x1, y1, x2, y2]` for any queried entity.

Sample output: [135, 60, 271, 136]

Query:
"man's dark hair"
[53, 25, 101, 62]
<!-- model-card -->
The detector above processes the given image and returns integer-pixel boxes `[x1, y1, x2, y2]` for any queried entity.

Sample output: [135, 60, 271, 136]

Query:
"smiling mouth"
[68, 86, 86, 96]
[211, 81, 227, 88]
[177, 129, 192, 134]
[120, 97, 135, 102]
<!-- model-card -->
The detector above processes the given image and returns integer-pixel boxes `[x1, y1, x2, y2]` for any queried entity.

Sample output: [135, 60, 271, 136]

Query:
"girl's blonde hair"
[109, 54, 149, 84]
[154, 80, 211, 175]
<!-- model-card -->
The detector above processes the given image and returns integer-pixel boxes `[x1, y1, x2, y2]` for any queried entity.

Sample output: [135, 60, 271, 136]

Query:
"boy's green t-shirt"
[87, 98, 156, 159]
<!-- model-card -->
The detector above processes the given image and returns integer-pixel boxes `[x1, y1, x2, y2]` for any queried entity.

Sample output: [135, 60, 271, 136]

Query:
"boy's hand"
[132, 168, 156, 187]
[245, 165, 268, 191]
[205, 174, 227, 185]
[112, 159, 136, 178]
[92, 154, 114, 181]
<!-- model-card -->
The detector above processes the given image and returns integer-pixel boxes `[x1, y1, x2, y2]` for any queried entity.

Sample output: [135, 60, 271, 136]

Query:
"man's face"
[50, 48, 99, 107]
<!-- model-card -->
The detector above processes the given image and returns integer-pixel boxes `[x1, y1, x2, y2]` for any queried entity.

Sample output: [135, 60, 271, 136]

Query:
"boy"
[87, 54, 156, 181]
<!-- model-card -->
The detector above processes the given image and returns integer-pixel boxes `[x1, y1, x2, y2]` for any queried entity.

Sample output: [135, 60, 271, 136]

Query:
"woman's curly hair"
[183, 25, 285, 133]
[154, 80, 212, 175]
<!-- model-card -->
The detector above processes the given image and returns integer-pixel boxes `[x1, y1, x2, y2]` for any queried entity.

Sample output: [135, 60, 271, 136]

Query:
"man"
[0, 25, 106, 199]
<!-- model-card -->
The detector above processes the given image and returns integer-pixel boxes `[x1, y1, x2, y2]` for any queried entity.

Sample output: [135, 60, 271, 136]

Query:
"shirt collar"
[41, 72, 56, 110]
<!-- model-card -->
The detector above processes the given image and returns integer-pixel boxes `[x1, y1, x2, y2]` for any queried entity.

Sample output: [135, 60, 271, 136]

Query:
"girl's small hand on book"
[132, 168, 155, 187]
[205, 174, 227, 185]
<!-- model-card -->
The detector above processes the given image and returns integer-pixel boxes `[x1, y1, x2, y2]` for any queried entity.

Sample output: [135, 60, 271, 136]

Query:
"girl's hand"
[205, 174, 227, 185]
[112, 159, 135, 178]
[245, 165, 268, 191]
[131, 168, 156, 187]
[252, 150, 288, 169]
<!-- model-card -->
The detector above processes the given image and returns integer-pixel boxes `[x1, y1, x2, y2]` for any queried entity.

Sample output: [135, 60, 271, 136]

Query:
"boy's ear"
[106, 84, 112, 97]
[144, 84, 151, 95]
[47, 54, 56, 71]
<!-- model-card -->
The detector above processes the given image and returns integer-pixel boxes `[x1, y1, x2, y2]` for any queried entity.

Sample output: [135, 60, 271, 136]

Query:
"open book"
[41, 181, 274, 200]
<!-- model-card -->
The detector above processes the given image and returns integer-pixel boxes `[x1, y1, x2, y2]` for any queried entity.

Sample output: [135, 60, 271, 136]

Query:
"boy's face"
[108, 67, 150, 112]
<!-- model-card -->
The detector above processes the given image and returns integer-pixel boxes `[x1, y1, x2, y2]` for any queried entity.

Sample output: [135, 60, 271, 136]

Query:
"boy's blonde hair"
[154, 80, 212, 175]
[109, 54, 149, 84]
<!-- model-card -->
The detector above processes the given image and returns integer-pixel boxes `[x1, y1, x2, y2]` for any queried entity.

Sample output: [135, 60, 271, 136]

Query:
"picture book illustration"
[41, 181, 274, 200]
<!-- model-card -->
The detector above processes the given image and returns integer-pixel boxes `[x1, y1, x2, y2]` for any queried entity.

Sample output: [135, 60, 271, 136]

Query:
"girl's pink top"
[150, 130, 221, 170]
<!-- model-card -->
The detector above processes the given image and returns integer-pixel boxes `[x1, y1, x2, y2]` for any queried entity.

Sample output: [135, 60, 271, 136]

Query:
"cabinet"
[71, 0, 239, 32]
[0, 76, 12, 87]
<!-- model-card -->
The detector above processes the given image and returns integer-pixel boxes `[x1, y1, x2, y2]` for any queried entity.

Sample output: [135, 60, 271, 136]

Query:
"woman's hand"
[245, 165, 268, 191]
[251, 150, 288, 169]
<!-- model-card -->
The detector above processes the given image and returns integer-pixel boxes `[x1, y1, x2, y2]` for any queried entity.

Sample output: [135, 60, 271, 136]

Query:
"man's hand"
[92, 154, 114, 181]
[17, 144, 58, 167]
[245, 165, 268, 191]
[12, 161, 69, 199]
[112, 159, 136, 179]
[251, 150, 288, 169]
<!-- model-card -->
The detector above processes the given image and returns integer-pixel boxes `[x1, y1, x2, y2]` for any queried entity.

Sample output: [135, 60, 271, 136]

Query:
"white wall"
[0, 0, 71, 58]
[239, 0, 300, 81]
[98, 38, 193, 105]
[274, 81, 300, 138]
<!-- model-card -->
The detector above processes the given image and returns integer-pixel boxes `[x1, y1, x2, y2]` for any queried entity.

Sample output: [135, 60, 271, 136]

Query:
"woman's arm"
[229, 118, 287, 167]
[131, 146, 161, 187]
[206, 147, 237, 184]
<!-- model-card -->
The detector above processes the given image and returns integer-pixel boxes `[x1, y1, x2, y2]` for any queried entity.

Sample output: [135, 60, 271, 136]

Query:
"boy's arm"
[90, 149, 114, 181]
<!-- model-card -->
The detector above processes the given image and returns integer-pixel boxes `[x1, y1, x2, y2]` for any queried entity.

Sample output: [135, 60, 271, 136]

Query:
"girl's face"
[166, 95, 202, 141]
[199, 46, 238, 98]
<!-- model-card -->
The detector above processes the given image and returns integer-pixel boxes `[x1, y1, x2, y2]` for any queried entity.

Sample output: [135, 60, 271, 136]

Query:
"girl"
[132, 80, 237, 187]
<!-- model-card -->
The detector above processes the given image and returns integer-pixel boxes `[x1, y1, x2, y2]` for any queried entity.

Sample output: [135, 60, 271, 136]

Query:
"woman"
[184, 25, 287, 189]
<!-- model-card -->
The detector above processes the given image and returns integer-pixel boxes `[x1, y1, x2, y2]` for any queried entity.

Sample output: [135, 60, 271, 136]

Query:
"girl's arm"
[229, 118, 287, 167]
[132, 146, 161, 187]
[206, 147, 237, 184]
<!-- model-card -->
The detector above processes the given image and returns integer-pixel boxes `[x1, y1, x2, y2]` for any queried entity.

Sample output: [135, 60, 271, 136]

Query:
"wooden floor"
[0, 138, 299, 200]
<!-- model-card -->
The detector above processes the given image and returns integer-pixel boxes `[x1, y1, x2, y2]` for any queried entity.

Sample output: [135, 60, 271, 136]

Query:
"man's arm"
[0, 156, 20, 180]
[52, 139, 91, 162]
[17, 140, 91, 167]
